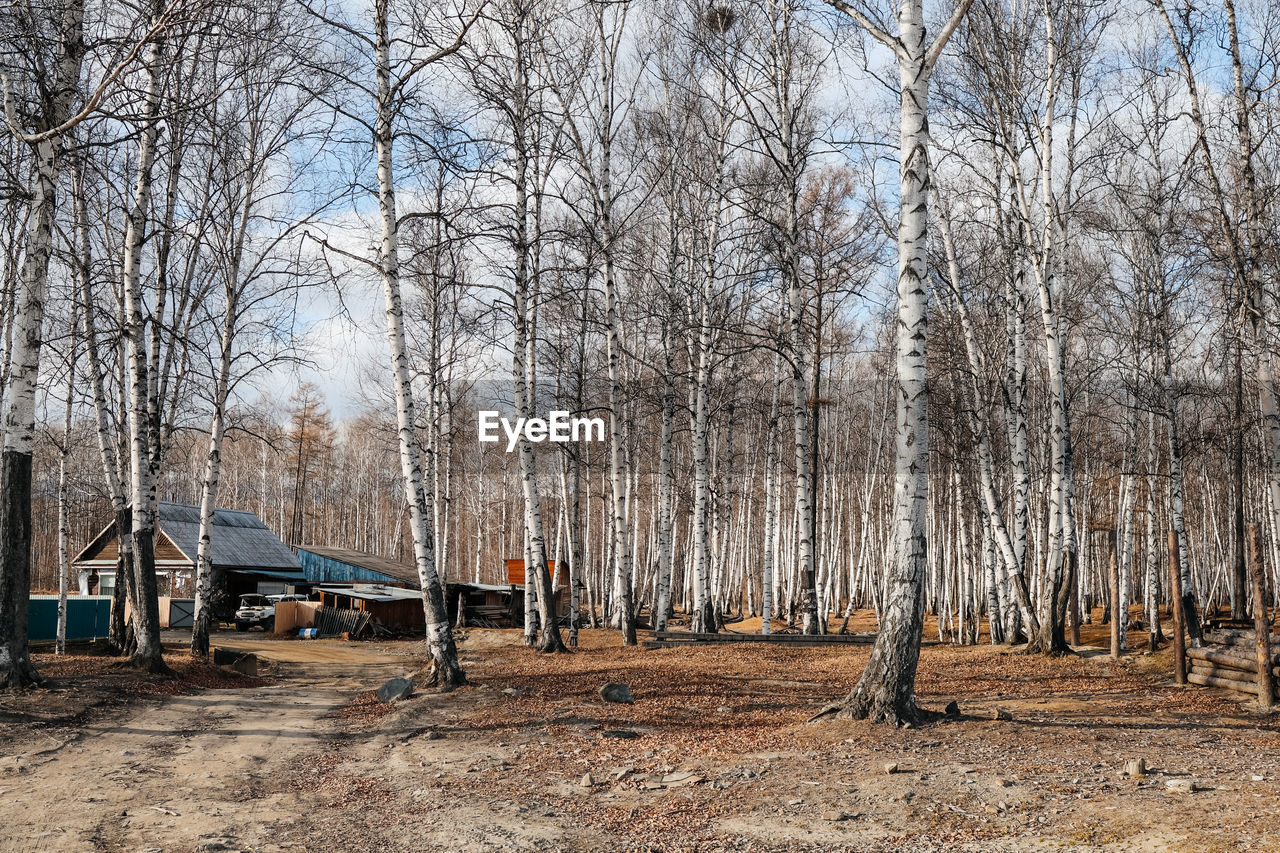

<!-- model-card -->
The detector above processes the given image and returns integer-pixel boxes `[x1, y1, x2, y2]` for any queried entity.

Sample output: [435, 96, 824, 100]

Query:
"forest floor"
[1, 613, 1278, 852]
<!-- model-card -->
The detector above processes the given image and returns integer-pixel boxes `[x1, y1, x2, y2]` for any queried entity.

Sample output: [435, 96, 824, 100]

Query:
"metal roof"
[157, 502, 301, 571]
[317, 585, 423, 603]
[294, 545, 420, 585]
[447, 582, 512, 594]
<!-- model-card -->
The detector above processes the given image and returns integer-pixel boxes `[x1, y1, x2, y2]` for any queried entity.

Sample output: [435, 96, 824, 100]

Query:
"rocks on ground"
[376, 677, 414, 703]
[599, 682, 633, 704]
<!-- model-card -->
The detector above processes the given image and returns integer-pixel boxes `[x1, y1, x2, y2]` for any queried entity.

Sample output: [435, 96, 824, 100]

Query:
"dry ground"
[1, 614, 1278, 852]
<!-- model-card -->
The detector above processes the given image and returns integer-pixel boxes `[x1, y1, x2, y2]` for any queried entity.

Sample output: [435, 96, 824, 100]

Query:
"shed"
[295, 545, 418, 587]
[505, 559, 572, 621]
[73, 502, 305, 599]
[316, 584, 426, 631]
[447, 582, 515, 627]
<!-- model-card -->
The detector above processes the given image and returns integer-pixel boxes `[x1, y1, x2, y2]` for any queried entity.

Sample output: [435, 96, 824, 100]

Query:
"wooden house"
[72, 502, 306, 599]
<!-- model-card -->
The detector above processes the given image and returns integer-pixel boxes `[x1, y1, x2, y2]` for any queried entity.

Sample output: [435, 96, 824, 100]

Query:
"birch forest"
[6, 0, 1280, 718]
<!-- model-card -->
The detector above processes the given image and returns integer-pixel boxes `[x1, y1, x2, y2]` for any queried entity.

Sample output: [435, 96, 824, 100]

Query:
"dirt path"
[1, 639, 413, 853]
[4, 627, 1280, 852]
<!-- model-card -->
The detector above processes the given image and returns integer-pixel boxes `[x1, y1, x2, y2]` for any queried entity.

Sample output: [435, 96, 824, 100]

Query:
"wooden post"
[1168, 530, 1186, 685]
[1247, 523, 1274, 709]
[1109, 530, 1120, 659]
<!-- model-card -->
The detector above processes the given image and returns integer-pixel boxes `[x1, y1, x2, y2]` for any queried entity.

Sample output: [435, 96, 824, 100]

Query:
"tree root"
[110, 654, 176, 678]
[808, 698, 951, 727]
[423, 659, 467, 692]
[0, 660, 43, 690]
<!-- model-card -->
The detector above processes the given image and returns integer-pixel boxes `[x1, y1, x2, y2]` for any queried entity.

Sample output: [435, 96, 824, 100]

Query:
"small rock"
[599, 682, 633, 704]
[229, 654, 257, 677]
[944, 700, 960, 717]
[661, 771, 703, 786]
[502, 687, 524, 698]
[1252, 775, 1265, 782]
[822, 811, 851, 822]
[1165, 778, 1196, 794]
[717, 706, 733, 714]
[376, 677, 414, 703]
[1123, 758, 1147, 777]
[581, 773, 594, 788]
[884, 762, 899, 775]
[993, 707, 1014, 721]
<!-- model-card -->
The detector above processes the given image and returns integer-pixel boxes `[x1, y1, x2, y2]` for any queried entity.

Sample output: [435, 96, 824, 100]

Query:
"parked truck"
[234, 595, 275, 632]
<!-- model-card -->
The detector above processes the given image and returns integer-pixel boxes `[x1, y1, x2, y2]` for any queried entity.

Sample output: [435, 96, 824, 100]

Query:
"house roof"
[294, 545, 420, 585]
[156, 502, 301, 572]
[73, 502, 302, 578]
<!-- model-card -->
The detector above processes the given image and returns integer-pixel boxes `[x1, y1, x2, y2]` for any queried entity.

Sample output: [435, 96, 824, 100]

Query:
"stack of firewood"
[1186, 629, 1279, 700]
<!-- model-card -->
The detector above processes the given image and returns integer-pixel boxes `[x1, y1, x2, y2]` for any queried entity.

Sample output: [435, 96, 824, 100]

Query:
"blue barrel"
[299, 628, 318, 639]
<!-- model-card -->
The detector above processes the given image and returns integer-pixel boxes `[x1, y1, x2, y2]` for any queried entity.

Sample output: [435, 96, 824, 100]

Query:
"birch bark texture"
[369, 0, 469, 684]
[0, 0, 87, 686]
[819, 0, 974, 722]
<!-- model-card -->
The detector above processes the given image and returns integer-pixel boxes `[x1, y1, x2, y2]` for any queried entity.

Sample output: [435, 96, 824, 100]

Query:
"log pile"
[1186, 629, 1279, 700]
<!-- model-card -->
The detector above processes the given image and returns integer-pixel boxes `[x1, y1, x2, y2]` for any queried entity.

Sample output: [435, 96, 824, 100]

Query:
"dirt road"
[2, 626, 1279, 852]
[2, 637, 418, 853]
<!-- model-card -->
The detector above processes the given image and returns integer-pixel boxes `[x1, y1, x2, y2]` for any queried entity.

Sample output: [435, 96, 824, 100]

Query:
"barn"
[72, 502, 306, 599]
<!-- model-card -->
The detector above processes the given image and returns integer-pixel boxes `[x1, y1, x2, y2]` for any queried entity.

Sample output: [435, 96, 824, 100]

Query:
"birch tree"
[818, 0, 974, 722]
[545, 0, 638, 644]
[0, 0, 92, 685]
[191, 7, 334, 658]
[306, 0, 479, 683]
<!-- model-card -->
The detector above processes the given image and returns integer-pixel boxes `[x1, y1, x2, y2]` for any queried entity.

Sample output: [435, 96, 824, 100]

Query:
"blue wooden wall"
[296, 549, 401, 585]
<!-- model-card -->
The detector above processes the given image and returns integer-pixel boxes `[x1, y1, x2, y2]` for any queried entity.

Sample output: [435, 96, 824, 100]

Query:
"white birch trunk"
[372, 0, 465, 683]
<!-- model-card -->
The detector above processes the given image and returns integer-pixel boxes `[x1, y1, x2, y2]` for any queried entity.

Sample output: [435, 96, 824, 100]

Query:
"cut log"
[1205, 630, 1280, 650]
[1187, 647, 1264, 672]
[1188, 670, 1279, 698]
[1188, 663, 1256, 685]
